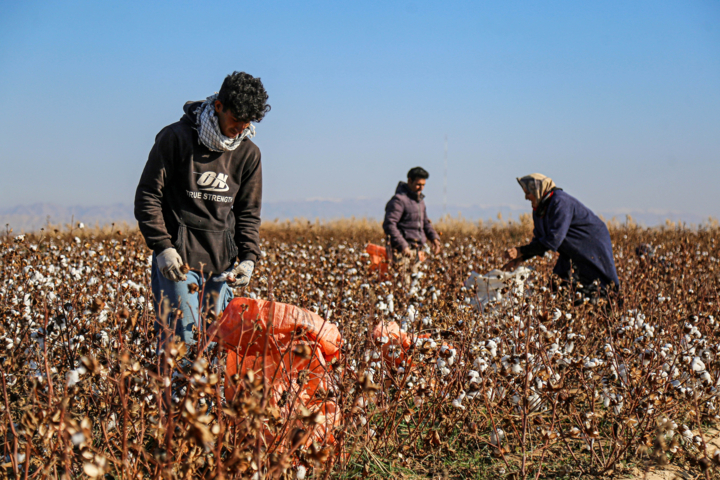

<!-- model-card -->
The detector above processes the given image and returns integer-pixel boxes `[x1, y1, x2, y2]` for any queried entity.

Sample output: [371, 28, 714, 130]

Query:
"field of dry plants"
[2, 217, 720, 479]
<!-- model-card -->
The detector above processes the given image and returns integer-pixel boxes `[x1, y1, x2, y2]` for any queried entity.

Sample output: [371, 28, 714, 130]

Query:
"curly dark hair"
[217, 71, 271, 122]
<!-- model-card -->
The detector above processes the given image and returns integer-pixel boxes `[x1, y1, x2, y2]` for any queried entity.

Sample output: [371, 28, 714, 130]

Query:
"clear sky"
[1, 1, 719, 219]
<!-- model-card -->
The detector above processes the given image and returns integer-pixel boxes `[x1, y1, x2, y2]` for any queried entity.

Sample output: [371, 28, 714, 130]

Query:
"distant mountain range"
[0, 201, 712, 233]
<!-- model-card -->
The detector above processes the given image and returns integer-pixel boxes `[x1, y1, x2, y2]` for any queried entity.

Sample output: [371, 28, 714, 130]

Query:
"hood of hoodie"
[181, 100, 203, 127]
[395, 181, 424, 201]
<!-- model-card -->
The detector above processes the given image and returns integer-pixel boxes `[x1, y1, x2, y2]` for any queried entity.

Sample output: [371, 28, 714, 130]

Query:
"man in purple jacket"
[383, 167, 442, 269]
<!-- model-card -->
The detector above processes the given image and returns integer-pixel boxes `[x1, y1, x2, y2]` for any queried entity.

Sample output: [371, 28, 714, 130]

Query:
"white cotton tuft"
[490, 428, 505, 446]
[66, 369, 82, 387]
[691, 357, 706, 372]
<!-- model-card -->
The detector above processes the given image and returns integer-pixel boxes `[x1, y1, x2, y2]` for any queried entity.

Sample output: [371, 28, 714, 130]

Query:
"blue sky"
[1, 0, 719, 219]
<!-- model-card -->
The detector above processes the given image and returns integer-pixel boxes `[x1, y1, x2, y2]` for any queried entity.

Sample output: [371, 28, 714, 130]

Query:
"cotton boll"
[466, 390, 480, 399]
[584, 358, 603, 369]
[691, 357, 706, 372]
[387, 294, 394, 313]
[500, 356, 511, 369]
[473, 358, 488, 373]
[452, 391, 466, 410]
[490, 428, 505, 446]
[70, 432, 85, 446]
[406, 305, 416, 322]
[528, 393, 542, 411]
[66, 369, 82, 387]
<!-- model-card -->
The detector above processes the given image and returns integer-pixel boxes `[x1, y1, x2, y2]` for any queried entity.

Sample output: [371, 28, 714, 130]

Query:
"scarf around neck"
[193, 94, 255, 152]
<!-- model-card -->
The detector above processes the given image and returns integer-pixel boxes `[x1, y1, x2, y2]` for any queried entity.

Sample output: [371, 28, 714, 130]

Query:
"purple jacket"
[383, 182, 439, 251]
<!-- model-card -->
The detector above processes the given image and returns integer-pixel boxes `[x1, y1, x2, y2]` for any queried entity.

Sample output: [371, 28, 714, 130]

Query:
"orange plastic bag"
[213, 298, 342, 448]
[372, 322, 454, 369]
[372, 321, 413, 367]
[366, 244, 389, 275]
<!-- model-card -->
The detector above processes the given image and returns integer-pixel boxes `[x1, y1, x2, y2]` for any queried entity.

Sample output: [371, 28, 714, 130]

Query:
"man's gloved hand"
[213, 260, 254, 287]
[156, 248, 187, 282]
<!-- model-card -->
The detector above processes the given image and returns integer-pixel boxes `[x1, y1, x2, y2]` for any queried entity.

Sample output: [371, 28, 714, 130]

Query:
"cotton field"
[1, 219, 720, 479]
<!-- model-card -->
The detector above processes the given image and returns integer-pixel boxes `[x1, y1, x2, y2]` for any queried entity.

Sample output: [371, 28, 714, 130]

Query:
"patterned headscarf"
[193, 94, 255, 152]
[516, 173, 557, 201]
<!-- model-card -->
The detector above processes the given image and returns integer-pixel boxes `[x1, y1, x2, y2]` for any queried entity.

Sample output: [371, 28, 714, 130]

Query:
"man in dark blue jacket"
[503, 173, 619, 300]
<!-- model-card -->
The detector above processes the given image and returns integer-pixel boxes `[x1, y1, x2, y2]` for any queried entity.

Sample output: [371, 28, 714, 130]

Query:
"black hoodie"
[134, 101, 262, 274]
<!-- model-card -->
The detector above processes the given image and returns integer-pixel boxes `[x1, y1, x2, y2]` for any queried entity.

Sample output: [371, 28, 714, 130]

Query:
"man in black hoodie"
[135, 71, 270, 346]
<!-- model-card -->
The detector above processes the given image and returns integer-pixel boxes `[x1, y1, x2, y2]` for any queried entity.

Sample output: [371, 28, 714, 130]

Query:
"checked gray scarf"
[193, 94, 255, 152]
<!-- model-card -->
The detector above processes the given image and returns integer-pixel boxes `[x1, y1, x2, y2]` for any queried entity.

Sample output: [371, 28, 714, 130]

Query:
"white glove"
[213, 260, 254, 287]
[156, 248, 187, 282]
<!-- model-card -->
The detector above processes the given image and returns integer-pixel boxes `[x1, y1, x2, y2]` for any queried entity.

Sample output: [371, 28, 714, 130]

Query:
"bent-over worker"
[502, 173, 619, 301]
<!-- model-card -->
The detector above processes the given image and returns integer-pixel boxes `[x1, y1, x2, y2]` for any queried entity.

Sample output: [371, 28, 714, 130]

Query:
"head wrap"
[193, 94, 255, 152]
[516, 173, 557, 201]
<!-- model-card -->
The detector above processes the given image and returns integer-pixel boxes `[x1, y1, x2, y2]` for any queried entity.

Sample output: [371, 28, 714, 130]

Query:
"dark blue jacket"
[528, 190, 619, 287]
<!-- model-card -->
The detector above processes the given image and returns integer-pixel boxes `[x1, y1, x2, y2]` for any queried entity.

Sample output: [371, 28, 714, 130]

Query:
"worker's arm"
[422, 203, 442, 254]
[517, 241, 550, 260]
[134, 128, 175, 254]
[232, 151, 262, 264]
[503, 198, 571, 271]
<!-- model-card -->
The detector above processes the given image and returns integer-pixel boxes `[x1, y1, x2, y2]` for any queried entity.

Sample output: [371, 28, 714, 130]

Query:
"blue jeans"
[151, 253, 233, 347]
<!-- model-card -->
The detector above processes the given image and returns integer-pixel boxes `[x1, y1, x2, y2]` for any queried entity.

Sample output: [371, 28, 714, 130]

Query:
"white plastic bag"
[465, 266, 532, 310]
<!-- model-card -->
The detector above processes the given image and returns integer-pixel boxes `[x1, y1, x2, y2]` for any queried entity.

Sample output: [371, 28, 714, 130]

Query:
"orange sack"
[366, 243, 389, 275]
[371, 322, 441, 369]
[213, 298, 342, 448]
[371, 321, 413, 367]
